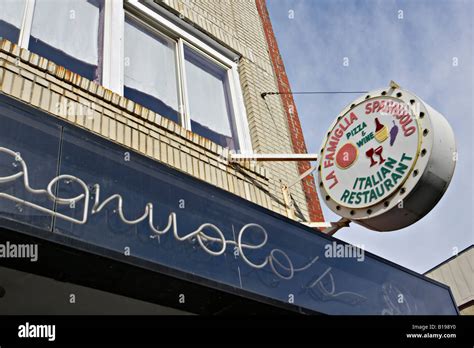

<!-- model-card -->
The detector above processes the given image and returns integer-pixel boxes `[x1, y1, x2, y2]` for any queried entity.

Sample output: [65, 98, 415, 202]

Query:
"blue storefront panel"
[0, 95, 458, 315]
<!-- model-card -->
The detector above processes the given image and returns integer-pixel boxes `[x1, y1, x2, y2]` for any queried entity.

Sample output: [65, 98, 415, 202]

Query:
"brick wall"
[255, 0, 324, 222]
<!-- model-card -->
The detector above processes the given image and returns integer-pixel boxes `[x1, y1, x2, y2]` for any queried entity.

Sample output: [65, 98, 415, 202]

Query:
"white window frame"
[18, 0, 35, 49]
[105, 0, 252, 153]
[102, 0, 124, 93]
[15, 0, 105, 80]
[177, 38, 191, 130]
[6, 0, 252, 153]
[0, 0, 34, 48]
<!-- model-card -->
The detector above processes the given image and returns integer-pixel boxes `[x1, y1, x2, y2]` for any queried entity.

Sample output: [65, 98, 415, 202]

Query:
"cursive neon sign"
[0, 146, 366, 305]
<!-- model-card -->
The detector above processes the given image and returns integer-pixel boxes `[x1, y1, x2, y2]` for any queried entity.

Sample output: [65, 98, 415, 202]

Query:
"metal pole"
[229, 153, 318, 163]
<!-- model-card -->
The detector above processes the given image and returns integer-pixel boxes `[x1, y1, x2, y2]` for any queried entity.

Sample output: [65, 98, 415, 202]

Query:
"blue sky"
[267, 0, 473, 273]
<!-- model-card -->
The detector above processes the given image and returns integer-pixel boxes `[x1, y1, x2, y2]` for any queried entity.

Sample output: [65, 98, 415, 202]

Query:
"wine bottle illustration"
[374, 117, 388, 143]
[389, 121, 399, 146]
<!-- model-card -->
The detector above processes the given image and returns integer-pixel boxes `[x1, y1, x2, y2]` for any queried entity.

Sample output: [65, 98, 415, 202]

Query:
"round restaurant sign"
[318, 85, 456, 231]
[321, 97, 420, 209]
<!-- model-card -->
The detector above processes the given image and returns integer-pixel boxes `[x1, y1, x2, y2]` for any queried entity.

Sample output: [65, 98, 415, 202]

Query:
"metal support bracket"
[282, 164, 350, 235]
[287, 164, 318, 188]
[229, 153, 318, 163]
[280, 183, 296, 220]
[303, 218, 351, 236]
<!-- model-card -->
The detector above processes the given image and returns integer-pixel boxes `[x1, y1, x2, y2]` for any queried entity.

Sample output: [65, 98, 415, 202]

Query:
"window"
[29, 0, 103, 81]
[120, 5, 249, 151]
[124, 16, 181, 124]
[0, 0, 26, 43]
[122, 14, 240, 150]
[3, 0, 251, 152]
[183, 45, 237, 149]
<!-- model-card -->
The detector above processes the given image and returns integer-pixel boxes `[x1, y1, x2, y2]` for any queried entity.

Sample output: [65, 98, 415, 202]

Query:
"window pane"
[0, 0, 26, 43]
[184, 45, 236, 150]
[29, 0, 102, 81]
[124, 17, 180, 125]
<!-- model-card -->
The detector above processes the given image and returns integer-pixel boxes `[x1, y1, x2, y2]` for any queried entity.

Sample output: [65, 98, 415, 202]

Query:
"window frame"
[15, 0, 104, 82]
[180, 39, 240, 148]
[0, 0, 34, 48]
[111, 0, 253, 153]
[123, 12, 184, 126]
[6, 0, 252, 153]
[19, 0, 34, 48]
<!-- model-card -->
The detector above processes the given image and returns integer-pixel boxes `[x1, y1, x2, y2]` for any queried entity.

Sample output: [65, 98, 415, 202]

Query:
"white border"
[102, 0, 124, 94]
[178, 38, 192, 130]
[18, 0, 35, 49]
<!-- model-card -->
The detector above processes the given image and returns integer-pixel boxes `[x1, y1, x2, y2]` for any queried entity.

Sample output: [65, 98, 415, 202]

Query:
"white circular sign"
[317, 86, 456, 231]
[320, 97, 421, 209]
